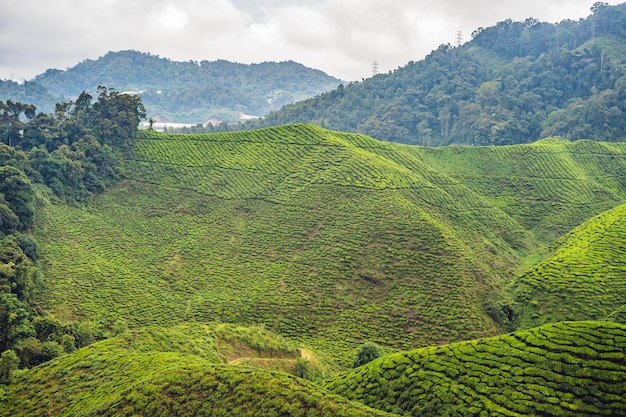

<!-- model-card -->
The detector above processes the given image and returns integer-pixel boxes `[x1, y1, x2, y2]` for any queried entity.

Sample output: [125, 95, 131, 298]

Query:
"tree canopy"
[244, 3, 626, 146]
[0, 87, 145, 371]
[353, 342, 385, 368]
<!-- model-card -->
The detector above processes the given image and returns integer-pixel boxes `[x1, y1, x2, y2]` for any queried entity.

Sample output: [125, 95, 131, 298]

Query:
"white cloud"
[151, 4, 190, 33]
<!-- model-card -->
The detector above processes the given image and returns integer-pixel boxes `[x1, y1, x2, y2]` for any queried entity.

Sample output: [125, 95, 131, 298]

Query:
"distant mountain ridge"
[245, 2, 626, 146]
[0, 50, 342, 123]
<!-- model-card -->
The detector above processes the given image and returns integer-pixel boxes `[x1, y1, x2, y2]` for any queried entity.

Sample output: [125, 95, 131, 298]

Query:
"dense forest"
[244, 2, 626, 145]
[0, 51, 342, 124]
[0, 87, 145, 375]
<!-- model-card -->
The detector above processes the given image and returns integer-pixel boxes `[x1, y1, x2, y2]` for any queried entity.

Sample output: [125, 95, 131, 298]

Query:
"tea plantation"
[324, 321, 626, 416]
[516, 202, 626, 328]
[6, 124, 626, 416]
[0, 323, 389, 417]
[3, 321, 624, 416]
[33, 124, 626, 363]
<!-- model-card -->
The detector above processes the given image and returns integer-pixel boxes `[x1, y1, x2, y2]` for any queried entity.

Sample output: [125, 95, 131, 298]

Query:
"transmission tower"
[455, 31, 463, 47]
[371, 61, 379, 77]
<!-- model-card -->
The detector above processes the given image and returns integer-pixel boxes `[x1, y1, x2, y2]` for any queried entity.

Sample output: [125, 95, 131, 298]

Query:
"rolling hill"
[414, 137, 626, 244]
[31, 124, 626, 365]
[3, 321, 624, 416]
[516, 202, 626, 329]
[323, 321, 626, 417]
[0, 322, 390, 417]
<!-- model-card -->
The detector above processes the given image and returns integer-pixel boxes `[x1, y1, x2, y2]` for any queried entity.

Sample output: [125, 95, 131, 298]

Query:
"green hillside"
[414, 138, 626, 243]
[245, 3, 626, 146]
[0, 79, 60, 112]
[323, 321, 626, 417]
[4, 321, 624, 416]
[516, 202, 626, 328]
[32, 124, 626, 364]
[0, 322, 390, 417]
[35, 124, 512, 362]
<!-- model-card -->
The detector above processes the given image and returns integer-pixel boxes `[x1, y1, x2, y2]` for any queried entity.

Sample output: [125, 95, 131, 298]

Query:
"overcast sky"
[0, 0, 622, 82]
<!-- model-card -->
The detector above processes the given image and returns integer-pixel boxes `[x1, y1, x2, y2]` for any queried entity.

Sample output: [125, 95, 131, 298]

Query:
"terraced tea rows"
[517, 202, 626, 328]
[34, 124, 626, 363]
[36, 181, 499, 361]
[1, 323, 388, 417]
[132, 126, 431, 201]
[324, 321, 626, 417]
[411, 138, 626, 244]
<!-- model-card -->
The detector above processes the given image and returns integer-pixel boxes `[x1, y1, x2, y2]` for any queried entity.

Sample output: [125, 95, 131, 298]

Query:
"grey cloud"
[0, 0, 618, 82]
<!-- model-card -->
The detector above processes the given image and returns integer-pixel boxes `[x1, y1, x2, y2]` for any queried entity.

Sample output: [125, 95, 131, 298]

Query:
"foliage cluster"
[324, 321, 626, 416]
[246, 4, 626, 146]
[353, 342, 385, 368]
[1, 87, 145, 201]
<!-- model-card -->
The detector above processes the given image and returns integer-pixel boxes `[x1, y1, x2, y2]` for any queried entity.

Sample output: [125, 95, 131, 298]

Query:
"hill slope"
[413, 138, 626, 243]
[36, 124, 516, 361]
[0, 323, 390, 417]
[323, 321, 626, 417]
[246, 3, 626, 145]
[516, 202, 626, 329]
[32, 125, 626, 363]
[1, 50, 342, 123]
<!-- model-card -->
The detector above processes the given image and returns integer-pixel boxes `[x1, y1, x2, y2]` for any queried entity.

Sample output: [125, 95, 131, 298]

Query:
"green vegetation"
[2, 87, 145, 201]
[3, 14, 626, 410]
[33, 125, 513, 362]
[415, 137, 626, 244]
[1, 322, 391, 417]
[246, 4, 626, 146]
[1, 51, 342, 124]
[324, 321, 626, 416]
[0, 79, 59, 114]
[3, 321, 625, 416]
[31, 124, 626, 366]
[1, 110, 626, 415]
[516, 202, 626, 328]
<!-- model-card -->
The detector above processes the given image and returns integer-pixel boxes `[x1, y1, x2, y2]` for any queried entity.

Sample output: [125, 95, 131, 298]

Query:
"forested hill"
[245, 2, 626, 146]
[0, 51, 342, 123]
